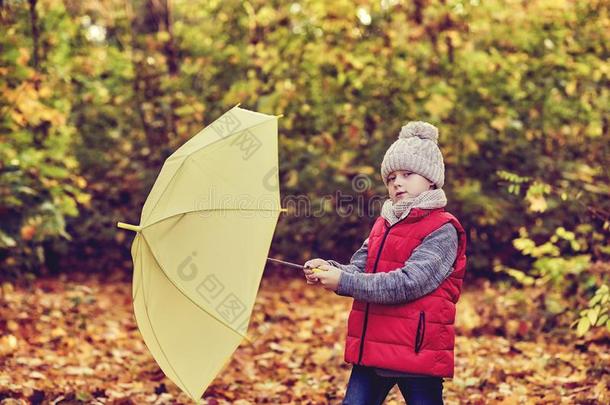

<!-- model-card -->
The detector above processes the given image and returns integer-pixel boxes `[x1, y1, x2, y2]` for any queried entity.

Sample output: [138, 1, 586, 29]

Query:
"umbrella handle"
[267, 257, 328, 272]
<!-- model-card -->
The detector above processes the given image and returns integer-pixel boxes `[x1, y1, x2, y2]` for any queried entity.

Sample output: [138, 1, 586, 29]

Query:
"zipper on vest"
[415, 311, 426, 354]
[356, 215, 417, 365]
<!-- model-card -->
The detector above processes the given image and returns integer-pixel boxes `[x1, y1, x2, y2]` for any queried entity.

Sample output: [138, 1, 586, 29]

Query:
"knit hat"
[380, 121, 445, 188]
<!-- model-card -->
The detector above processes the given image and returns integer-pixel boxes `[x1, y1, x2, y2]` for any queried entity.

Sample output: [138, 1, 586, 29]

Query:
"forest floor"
[0, 271, 608, 404]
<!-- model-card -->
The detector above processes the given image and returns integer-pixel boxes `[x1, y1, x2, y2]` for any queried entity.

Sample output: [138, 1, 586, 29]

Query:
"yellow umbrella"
[116, 104, 295, 402]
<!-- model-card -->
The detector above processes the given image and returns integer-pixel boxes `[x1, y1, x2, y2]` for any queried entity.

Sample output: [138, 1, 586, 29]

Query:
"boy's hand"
[303, 258, 329, 285]
[304, 258, 329, 269]
[313, 264, 342, 292]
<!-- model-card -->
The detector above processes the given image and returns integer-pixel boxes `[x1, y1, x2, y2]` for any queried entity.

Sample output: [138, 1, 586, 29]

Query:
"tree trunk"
[28, 0, 39, 70]
[129, 0, 180, 166]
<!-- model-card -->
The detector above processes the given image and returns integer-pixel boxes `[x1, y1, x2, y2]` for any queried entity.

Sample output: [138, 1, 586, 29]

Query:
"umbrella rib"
[142, 208, 282, 232]
[138, 250, 199, 401]
[140, 234, 252, 345]
[141, 115, 279, 225]
[132, 236, 142, 302]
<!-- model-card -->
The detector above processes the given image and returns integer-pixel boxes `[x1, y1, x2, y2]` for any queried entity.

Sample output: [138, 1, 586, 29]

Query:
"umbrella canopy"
[117, 104, 284, 401]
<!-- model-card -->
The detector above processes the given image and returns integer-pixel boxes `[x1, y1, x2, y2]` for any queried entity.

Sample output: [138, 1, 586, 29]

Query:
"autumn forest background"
[1, 0, 609, 403]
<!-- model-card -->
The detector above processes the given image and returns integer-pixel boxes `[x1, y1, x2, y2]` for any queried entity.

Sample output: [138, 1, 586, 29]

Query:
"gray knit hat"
[380, 121, 445, 188]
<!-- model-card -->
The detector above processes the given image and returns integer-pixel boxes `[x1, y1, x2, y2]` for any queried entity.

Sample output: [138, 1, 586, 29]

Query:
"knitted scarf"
[380, 188, 448, 226]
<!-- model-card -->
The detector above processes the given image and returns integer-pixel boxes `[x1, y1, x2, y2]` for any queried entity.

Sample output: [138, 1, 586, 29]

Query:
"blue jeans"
[342, 365, 444, 405]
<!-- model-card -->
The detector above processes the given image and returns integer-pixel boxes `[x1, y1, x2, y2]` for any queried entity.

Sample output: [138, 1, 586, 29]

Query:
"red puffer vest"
[344, 207, 467, 378]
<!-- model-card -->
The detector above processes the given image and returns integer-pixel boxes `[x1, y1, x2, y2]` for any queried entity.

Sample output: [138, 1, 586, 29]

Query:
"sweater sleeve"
[327, 238, 368, 276]
[335, 223, 458, 304]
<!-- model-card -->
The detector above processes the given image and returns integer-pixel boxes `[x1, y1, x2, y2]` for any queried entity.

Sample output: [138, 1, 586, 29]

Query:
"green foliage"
[0, 0, 90, 277]
[573, 284, 610, 337]
[497, 226, 591, 287]
[497, 224, 609, 339]
[497, 170, 532, 197]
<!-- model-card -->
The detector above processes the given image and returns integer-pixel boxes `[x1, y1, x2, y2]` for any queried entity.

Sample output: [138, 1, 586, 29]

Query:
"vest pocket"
[414, 311, 426, 353]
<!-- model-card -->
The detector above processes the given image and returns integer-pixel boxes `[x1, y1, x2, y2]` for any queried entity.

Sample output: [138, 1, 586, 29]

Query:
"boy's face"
[386, 170, 434, 203]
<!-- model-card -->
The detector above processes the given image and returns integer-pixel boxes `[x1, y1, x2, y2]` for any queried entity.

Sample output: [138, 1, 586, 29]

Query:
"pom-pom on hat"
[380, 121, 445, 188]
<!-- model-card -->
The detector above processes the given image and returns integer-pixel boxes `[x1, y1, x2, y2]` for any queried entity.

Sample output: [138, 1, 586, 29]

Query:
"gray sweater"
[327, 222, 458, 378]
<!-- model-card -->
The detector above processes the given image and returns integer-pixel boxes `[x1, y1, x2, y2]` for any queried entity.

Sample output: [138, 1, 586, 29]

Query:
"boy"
[304, 121, 467, 405]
